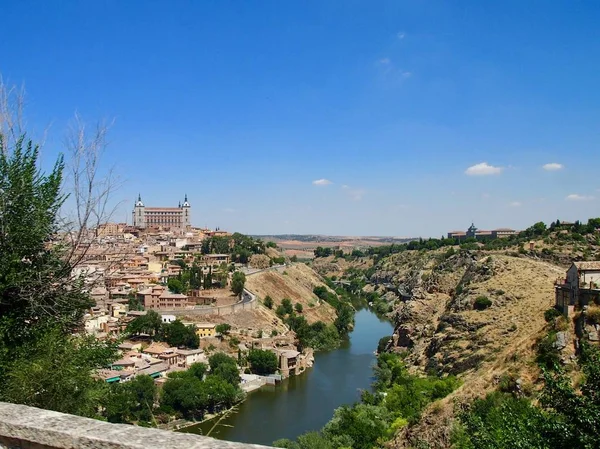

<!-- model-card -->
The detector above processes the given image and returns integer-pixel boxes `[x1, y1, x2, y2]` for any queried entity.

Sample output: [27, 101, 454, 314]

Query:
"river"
[183, 308, 393, 446]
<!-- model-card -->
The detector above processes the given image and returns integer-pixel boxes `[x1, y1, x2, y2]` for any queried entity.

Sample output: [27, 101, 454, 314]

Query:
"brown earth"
[245, 263, 337, 324]
[354, 249, 566, 449]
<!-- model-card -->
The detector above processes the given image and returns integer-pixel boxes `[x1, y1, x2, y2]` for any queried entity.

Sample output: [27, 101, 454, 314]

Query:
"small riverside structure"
[0, 402, 273, 449]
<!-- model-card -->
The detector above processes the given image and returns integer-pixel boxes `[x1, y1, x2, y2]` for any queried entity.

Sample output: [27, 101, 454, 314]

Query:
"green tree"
[263, 295, 274, 309]
[160, 375, 208, 419]
[3, 329, 117, 417]
[281, 298, 293, 314]
[209, 352, 240, 386]
[203, 375, 242, 411]
[295, 302, 304, 313]
[126, 310, 163, 337]
[323, 403, 391, 449]
[231, 271, 246, 297]
[187, 362, 208, 380]
[161, 320, 199, 348]
[215, 323, 232, 337]
[334, 303, 354, 335]
[0, 135, 118, 416]
[248, 349, 278, 375]
[167, 278, 184, 294]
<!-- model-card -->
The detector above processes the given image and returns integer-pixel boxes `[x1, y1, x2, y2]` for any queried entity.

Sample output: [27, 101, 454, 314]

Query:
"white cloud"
[465, 162, 503, 176]
[400, 71, 412, 78]
[342, 185, 365, 201]
[223, 207, 235, 213]
[509, 201, 522, 207]
[378, 58, 391, 65]
[481, 193, 491, 199]
[543, 162, 564, 171]
[566, 194, 594, 201]
[397, 32, 406, 39]
[312, 179, 332, 186]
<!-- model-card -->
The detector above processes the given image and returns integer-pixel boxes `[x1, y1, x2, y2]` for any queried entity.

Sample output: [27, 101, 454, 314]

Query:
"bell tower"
[133, 194, 146, 228]
[182, 194, 191, 229]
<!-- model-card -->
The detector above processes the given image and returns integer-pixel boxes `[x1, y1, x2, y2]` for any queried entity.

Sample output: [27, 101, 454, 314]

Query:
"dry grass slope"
[390, 254, 565, 449]
[245, 263, 337, 324]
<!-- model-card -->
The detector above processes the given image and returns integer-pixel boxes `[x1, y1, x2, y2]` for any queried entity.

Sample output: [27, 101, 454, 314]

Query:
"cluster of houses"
[555, 261, 600, 315]
[84, 305, 217, 341]
[97, 341, 207, 384]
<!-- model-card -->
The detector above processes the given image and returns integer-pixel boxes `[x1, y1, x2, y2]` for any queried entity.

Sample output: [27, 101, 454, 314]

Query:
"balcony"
[0, 402, 272, 449]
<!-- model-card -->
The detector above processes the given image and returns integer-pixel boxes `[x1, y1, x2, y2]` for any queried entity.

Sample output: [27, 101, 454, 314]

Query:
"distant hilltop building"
[447, 223, 517, 240]
[132, 194, 191, 230]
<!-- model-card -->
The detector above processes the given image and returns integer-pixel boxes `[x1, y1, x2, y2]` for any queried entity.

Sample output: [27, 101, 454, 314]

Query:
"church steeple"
[182, 194, 190, 208]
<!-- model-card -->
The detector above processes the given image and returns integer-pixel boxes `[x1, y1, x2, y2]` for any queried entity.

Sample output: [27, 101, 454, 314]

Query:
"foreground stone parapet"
[0, 402, 272, 449]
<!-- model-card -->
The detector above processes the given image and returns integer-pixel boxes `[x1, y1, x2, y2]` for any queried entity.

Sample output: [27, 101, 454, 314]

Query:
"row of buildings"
[447, 223, 518, 240]
[98, 341, 207, 383]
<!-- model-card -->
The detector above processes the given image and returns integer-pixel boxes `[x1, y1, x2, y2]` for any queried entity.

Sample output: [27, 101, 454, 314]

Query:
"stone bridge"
[0, 402, 273, 449]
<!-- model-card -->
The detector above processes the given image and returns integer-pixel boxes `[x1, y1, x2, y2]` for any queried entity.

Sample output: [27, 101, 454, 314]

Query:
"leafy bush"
[263, 295, 273, 309]
[473, 296, 492, 310]
[248, 349, 278, 375]
[544, 308, 562, 322]
[378, 336, 392, 353]
[454, 392, 553, 449]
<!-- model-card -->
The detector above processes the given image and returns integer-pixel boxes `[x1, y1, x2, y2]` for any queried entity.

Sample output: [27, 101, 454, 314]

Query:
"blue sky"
[1, 1, 599, 237]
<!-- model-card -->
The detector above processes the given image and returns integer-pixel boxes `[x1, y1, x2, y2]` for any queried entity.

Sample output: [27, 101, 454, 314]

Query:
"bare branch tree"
[0, 77, 126, 295]
[60, 113, 127, 283]
[0, 76, 26, 154]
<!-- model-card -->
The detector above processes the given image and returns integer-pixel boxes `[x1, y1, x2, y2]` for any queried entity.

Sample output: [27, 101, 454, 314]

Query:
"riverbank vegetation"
[104, 354, 244, 426]
[274, 352, 459, 449]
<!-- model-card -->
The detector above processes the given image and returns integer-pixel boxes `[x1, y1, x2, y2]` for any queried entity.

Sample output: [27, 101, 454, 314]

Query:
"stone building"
[555, 261, 600, 315]
[132, 194, 191, 230]
[447, 223, 518, 240]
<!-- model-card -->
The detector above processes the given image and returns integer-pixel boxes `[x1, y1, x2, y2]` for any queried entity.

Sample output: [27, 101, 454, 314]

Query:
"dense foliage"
[126, 311, 199, 348]
[248, 349, 279, 375]
[159, 359, 243, 420]
[201, 232, 266, 264]
[454, 340, 600, 449]
[102, 375, 158, 424]
[231, 271, 246, 297]
[0, 136, 117, 416]
[275, 352, 458, 449]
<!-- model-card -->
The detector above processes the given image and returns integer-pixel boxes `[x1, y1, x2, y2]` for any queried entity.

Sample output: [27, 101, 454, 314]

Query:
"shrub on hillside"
[377, 336, 392, 353]
[544, 308, 562, 323]
[473, 296, 492, 311]
[586, 305, 600, 325]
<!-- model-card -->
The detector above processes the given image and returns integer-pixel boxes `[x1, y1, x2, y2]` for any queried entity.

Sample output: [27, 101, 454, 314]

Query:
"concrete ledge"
[0, 402, 272, 449]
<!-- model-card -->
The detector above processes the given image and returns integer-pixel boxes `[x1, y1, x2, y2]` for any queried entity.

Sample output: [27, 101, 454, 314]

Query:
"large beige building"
[132, 194, 191, 230]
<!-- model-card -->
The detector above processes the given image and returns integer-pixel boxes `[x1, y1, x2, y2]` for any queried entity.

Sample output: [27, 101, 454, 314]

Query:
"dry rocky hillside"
[245, 263, 337, 324]
[316, 248, 567, 449]
[388, 253, 564, 447]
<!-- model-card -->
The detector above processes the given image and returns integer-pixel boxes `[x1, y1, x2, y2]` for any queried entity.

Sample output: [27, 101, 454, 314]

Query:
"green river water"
[182, 308, 393, 446]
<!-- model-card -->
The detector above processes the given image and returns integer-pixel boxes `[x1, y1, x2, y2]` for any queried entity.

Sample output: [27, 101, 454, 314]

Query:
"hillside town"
[78, 195, 315, 391]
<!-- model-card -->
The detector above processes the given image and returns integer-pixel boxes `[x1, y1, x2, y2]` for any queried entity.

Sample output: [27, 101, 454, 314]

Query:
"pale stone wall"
[0, 402, 272, 449]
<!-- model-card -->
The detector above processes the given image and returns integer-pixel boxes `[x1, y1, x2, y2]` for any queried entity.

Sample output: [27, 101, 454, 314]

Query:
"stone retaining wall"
[163, 288, 258, 316]
[0, 402, 272, 449]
